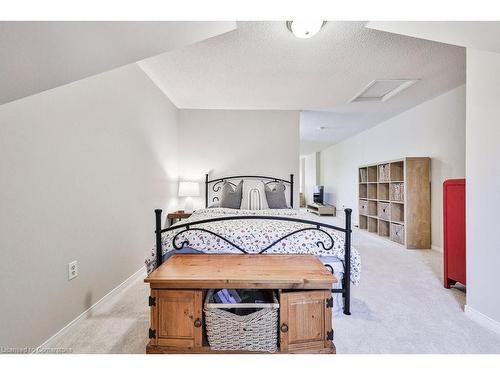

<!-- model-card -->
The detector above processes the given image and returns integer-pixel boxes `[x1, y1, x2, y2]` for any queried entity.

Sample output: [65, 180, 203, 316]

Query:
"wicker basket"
[204, 289, 279, 352]
[359, 199, 368, 215]
[379, 163, 390, 182]
[391, 223, 405, 245]
[378, 202, 391, 220]
[390, 182, 404, 202]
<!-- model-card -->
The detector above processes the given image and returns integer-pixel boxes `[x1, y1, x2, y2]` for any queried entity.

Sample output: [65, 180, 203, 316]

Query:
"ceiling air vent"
[350, 79, 418, 103]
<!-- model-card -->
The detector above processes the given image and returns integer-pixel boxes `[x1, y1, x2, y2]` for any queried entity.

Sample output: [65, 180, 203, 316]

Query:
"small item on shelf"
[210, 289, 276, 316]
[223, 289, 235, 303]
[359, 168, 368, 183]
[211, 289, 275, 307]
[228, 289, 242, 303]
[213, 292, 223, 304]
[216, 289, 236, 303]
[216, 289, 229, 303]
[213, 289, 245, 304]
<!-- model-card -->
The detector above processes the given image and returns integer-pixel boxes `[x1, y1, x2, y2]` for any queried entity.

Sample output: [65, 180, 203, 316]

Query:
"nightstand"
[167, 210, 192, 226]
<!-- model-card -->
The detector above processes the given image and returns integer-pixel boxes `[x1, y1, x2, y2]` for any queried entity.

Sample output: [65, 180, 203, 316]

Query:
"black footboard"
[153, 208, 353, 315]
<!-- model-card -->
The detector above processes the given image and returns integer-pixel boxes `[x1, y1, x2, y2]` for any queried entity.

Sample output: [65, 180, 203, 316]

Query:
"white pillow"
[240, 180, 269, 210]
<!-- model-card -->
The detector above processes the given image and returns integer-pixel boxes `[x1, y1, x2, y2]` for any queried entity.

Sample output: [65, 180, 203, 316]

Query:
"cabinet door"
[443, 179, 466, 287]
[150, 290, 202, 349]
[279, 290, 332, 353]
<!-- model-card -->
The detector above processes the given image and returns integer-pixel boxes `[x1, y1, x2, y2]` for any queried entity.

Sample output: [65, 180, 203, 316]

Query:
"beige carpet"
[43, 214, 500, 353]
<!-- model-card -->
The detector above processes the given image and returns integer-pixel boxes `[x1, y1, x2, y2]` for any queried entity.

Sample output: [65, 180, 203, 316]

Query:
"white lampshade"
[178, 181, 200, 197]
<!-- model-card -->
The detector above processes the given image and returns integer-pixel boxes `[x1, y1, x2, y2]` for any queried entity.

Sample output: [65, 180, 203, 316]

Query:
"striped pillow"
[240, 180, 269, 210]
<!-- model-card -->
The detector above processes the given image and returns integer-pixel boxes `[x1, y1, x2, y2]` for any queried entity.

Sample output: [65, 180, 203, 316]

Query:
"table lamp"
[178, 181, 200, 214]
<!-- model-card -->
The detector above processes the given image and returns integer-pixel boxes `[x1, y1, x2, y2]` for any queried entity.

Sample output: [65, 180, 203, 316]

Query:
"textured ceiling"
[0, 21, 236, 105]
[367, 21, 500, 53]
[140, 21, 465, 154]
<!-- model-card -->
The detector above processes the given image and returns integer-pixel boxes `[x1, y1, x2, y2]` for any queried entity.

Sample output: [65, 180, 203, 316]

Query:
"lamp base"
[184, 197, 194, 214]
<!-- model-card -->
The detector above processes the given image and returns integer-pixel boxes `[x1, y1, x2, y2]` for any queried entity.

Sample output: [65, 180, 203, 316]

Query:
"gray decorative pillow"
[265, 182, 288, 209]
[219, 180, 243, 209]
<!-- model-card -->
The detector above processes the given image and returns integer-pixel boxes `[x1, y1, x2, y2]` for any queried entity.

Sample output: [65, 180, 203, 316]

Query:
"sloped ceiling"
[367, 21, 500, 53]
[1, 21, 467, 155]
[0, 21, 236, 105]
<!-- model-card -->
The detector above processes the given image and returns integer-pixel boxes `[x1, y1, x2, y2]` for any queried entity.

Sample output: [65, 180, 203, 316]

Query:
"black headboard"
[205, 174, 294, 208]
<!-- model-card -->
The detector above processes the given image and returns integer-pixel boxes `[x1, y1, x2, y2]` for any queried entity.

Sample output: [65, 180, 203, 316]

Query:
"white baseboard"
[464, 305, 500, 335]
[35, 266, 146, 352]
[431, 245, 443, 252]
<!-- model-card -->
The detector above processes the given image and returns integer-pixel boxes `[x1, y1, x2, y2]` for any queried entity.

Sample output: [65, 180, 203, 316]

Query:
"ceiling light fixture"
[286, 21, 326, 39]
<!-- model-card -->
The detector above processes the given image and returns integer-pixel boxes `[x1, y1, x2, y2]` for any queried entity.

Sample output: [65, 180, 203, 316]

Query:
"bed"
[145, 174, 360, 315]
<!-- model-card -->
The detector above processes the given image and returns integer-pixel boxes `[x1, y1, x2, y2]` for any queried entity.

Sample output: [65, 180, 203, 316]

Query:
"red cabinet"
[443, 179, 466, 288]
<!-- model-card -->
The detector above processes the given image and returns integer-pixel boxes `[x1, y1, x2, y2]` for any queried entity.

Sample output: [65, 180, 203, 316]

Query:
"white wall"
[178, 109, 300, 208]
[465, 49, 500, 328]
[0, 63, 179, 348]
[303, 152, 321, 205]
[299, 157, 306, 194]
[319, 85, 466, 248]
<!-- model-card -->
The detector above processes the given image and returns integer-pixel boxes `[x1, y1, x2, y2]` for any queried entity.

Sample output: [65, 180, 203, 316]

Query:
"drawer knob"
[194, 318, 202, 328]
[280, 323, 289, 333]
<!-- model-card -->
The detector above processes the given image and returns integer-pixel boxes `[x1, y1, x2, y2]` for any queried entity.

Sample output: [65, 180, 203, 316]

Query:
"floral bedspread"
[145, 208, 360, 285]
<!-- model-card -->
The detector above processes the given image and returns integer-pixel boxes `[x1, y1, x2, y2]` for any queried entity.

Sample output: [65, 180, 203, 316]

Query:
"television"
[313, 185, 324, 204]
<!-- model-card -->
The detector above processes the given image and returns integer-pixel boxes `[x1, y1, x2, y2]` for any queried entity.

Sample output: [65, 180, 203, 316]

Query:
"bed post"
[205, 173, 209, 208]
[155, 209, 163, 269]
[290, 174, 294, 208]
[343, 208, 352, 315]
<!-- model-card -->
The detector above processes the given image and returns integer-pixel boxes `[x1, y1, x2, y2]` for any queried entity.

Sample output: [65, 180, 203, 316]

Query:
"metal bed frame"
[153, 174, 352, 315]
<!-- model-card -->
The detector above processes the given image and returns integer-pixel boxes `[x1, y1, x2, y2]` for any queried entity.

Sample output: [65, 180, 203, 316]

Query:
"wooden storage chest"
[145, 254, 337, 354]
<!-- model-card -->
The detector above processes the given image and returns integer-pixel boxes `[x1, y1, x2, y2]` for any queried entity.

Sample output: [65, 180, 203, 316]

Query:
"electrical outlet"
[68, 261, 78, 280]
